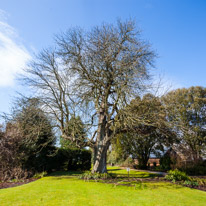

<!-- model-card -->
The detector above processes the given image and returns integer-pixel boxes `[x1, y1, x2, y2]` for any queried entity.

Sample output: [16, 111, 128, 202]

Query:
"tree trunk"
[92, 106, 110, 173]
[92, 143, 108, 173]
[138, 156, 149, 169]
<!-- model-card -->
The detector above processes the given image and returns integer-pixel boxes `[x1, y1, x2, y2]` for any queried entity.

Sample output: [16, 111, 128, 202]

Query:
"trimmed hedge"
[50, 148, 91, 171]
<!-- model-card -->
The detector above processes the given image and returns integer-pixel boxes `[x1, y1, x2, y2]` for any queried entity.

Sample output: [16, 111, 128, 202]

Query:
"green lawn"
[0, 167, 205, 206]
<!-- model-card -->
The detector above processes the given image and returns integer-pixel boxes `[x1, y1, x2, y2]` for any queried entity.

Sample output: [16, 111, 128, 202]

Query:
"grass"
[0, 167, 205, 206]
[108, 166, 158, 178]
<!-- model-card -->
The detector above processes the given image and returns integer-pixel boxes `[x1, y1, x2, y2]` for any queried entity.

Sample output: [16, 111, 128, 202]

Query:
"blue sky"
[0, 0, 206, 115]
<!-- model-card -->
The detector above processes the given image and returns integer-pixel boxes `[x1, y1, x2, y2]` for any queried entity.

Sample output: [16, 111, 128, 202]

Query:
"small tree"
[12, 97, 56, 172]
[115, 94, 175, 169]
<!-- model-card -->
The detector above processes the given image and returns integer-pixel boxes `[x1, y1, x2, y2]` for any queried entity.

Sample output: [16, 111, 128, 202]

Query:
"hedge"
[49, 148, 91, 171]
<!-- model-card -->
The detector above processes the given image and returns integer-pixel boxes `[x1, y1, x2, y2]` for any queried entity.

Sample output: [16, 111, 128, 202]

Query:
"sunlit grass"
[0, 167, 205, 206]
[107, 166, 158, 178]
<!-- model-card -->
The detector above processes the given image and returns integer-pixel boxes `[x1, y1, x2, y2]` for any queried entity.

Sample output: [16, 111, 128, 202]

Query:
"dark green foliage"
[14, 98, 56, 172]
[180, 161, 206, 176]
[51, 148, 91, 171]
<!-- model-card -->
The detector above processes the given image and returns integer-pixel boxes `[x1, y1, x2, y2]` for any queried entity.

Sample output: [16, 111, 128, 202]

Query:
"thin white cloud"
[0, 11, 31, 87]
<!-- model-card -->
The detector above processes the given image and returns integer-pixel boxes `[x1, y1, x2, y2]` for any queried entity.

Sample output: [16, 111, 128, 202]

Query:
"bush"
[0, 167, 32, 182]
[50, 148, 91, 171]
[195, 178, 206, 186]
[183, 180, 199, 187]
[165, 169, 190, 182]
[33, 171, 48, 179]
[79, 171, 116, 181]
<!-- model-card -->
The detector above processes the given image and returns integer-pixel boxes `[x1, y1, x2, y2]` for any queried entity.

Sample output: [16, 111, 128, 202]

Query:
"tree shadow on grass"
[47, 170, 161, 181]
[142, 182, 185, 190]
[107, 169, 122, 172]
[104, 180, 185, 191]
[48, 170, 84, 177]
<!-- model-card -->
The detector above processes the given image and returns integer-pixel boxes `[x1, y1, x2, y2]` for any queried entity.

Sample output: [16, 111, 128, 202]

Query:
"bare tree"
[23, 19, 155, 173]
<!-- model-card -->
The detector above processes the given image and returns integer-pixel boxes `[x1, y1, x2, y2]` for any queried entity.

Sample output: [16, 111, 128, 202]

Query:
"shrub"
[0, 167, 32, 182]
[79, 171, 116, 181]
[33, 171, 48, 179]
[183, 180, 199, 187]
[195, 178, 206, 186]
[165, 169, 190, 182]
